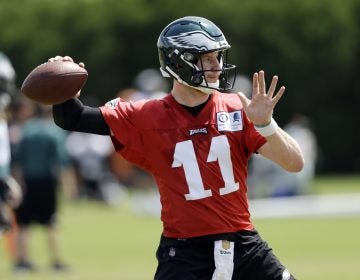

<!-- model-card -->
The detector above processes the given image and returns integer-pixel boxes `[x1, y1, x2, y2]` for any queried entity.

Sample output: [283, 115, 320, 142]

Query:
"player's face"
[197, 51, 222, 84]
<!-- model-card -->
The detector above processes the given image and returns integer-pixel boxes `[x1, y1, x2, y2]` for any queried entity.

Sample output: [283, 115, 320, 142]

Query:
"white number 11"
[172, 135, 239, 201]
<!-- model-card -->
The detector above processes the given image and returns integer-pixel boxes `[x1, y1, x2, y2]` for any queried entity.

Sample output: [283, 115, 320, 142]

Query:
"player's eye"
[217, 51, 223, 62]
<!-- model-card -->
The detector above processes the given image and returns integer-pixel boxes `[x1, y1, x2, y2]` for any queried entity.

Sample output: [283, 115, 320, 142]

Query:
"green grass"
[313, 174, 360, 194]
[1, 175, 359, 280]
[0, 201, 161, 280]
[254, 217, 360, 280]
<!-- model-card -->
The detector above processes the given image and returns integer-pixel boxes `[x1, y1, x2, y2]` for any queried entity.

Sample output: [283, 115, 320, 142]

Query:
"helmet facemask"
[190, 50, 236, 94]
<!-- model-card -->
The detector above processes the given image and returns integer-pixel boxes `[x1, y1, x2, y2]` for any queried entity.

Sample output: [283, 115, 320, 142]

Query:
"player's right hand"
[48, 55, 85, 98]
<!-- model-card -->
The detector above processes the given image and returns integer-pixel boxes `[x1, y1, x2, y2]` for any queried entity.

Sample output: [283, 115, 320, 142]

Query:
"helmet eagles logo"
[167, 31, 225, 51]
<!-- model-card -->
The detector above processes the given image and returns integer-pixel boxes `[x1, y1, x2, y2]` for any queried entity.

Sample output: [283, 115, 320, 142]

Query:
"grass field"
[0, 175, 359, 280]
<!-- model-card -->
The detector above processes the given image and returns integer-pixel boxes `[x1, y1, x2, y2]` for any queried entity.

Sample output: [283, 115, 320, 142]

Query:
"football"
[21, 60, 88, 105]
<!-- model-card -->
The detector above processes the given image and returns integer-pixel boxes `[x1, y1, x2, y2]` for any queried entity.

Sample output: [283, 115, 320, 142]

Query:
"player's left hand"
[237, 70, 285, 126]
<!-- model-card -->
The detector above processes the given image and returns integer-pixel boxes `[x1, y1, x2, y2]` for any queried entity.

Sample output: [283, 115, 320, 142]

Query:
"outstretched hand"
[237, 70, 285, 126]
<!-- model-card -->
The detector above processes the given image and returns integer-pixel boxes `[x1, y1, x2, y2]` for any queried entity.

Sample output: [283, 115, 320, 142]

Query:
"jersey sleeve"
[99, 98, 150, 170]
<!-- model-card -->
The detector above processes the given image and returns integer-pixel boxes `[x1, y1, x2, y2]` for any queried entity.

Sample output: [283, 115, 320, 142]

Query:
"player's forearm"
[258, 128, 304, 172]
[52, 98, 111, 135]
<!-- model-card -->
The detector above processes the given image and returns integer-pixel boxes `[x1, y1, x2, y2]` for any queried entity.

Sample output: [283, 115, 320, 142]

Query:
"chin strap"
[189, 85, 214, 95]
[184, 80, 220, 95]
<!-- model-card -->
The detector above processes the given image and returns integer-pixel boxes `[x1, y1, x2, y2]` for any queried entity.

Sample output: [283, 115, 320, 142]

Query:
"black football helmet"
[157, 16, 236, 94]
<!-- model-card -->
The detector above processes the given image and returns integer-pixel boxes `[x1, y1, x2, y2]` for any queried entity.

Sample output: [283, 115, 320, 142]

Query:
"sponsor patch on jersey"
[216, 111, 243, 132]
[189, 127, 208, 136]
[105, 98, 119, 109]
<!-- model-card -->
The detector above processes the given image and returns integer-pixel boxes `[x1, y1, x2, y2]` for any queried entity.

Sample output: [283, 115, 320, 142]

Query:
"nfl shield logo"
[169, 247, 176, 257]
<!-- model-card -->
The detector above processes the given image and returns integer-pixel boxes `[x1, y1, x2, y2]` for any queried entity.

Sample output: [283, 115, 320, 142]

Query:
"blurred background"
[1, 0, 360, 173]
[0, 0, 359, 279]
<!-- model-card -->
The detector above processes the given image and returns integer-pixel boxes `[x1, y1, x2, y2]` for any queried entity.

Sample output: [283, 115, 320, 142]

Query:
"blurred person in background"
[0, 52, 22, 256]
[248, 113, 317, 197]
[65, 96, 118, 204]
[133, 68, 169, 100]
[65, 124, 116, 203]
[283, 113, 317, 194]
[12, 103, 69, 272]
[50, 16, 303, 280]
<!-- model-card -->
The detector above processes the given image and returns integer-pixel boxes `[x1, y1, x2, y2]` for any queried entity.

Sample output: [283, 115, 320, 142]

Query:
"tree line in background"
[1, 0, 359, 173]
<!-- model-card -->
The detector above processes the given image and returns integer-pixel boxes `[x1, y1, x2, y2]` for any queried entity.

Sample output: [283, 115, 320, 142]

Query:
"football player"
[51, 16, 303, 280]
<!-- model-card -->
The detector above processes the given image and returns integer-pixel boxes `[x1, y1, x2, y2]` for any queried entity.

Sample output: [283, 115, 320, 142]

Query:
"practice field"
[1, 175, 359, 280]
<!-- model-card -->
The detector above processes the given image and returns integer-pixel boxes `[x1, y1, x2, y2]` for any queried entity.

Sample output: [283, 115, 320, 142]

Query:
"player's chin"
[205, 76, 219, 83]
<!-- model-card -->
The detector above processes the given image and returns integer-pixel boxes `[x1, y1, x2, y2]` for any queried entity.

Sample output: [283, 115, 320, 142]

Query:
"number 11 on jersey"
[172, 135, 240, 201]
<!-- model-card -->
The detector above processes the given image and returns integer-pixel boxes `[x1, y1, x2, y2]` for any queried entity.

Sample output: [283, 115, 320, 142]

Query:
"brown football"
[21, 60, 88, 105]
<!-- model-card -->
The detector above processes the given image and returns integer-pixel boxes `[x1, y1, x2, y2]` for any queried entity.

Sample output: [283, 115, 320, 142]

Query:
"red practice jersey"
[100, 92, 266, 238]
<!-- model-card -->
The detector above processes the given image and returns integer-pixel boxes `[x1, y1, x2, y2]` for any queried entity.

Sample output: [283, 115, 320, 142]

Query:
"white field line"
[250, 193, 360, 218]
